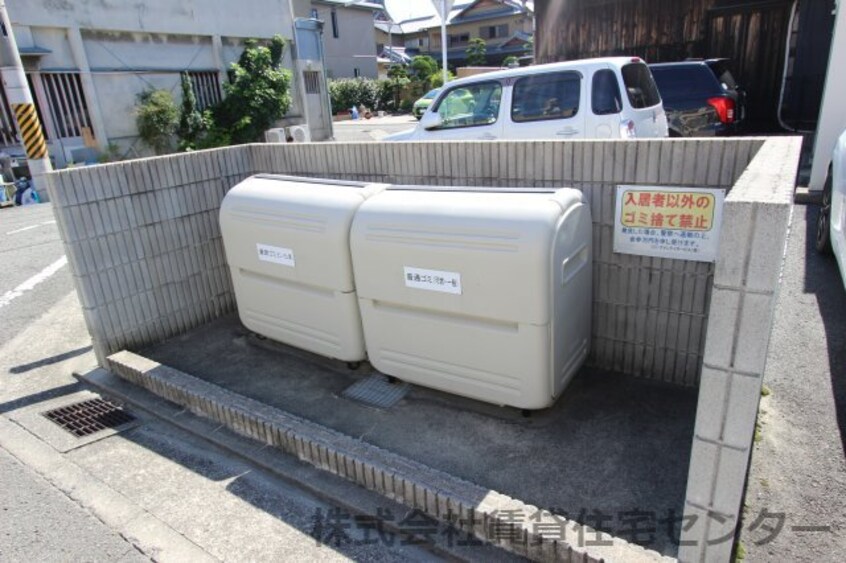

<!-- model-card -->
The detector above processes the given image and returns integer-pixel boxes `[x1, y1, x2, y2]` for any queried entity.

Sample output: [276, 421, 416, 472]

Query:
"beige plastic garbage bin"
[350, 187, 592, 409]
[220, 175, 387, 362]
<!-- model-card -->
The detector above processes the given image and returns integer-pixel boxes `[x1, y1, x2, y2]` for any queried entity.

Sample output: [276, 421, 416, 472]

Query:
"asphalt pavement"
[0, 203, 70, 345]
[332, 115, 417, 142]
[739, 203, 846, 561]
[0, 447, 147, 562]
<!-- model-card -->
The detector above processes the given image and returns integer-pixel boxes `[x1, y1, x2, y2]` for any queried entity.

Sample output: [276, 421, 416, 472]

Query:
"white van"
[384, 57, 668, 141]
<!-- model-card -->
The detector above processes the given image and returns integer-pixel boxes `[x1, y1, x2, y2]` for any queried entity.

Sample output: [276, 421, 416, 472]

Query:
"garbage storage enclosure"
[350, 188, 592, 409]
[220, 175, 387, 362]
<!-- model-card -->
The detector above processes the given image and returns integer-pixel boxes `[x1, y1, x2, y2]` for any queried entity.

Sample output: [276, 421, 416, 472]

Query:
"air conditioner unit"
[264, 128, 287, 143]
[289, 125, 311, 143]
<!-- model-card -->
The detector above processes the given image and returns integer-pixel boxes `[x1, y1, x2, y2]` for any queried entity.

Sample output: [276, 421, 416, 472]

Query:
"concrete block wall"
[44, 146, 253, 364]
[251, 139, 764, 386]
[678, 137, 801, 562]
[46, 138, 764, 386]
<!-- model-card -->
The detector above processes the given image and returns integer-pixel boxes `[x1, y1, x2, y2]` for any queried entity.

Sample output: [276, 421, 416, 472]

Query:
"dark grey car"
[649, 60, 746, 137]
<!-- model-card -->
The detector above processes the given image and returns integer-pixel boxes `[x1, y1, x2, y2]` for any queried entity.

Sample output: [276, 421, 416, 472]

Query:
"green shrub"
[211, 35, 293, 145]
[135, 89, 178, 154]
[328, 78, 379, 114]
[177, 72, 210, 151]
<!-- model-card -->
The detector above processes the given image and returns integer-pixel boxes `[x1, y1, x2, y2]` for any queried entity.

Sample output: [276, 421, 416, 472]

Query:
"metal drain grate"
[342, 374, 409, 409]
[43, 398, 135, 437]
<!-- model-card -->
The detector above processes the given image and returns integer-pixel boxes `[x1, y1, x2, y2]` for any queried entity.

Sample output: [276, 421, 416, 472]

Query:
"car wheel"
[816, 171, 833, 255]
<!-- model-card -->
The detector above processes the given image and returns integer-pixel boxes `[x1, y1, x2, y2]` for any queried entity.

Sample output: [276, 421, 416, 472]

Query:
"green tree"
[428, 69, 455, 88]
[177, 72, 208, 151]
[503, 55, 519, 67]
[212, 35, 293, 144]
[135, 89, 178, 155]
[410, 55, 438, 82]
[386, 64, 410, 110]
[465, 37, 487, 66]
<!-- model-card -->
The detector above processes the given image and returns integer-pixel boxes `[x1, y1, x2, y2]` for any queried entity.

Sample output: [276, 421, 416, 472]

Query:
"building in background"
[533, 0, 836, 133]
[1, 0, 326, 165]
[310, 0, 382, 79]
[375, 0, 533, 68]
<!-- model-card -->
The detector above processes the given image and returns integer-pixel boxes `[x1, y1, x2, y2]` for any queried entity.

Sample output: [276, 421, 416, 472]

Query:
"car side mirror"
[420, 111, 443, 131]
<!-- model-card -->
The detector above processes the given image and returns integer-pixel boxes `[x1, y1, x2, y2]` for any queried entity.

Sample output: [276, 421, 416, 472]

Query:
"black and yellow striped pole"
[0, 0, 52, 194]
[12, 102, 48, 159]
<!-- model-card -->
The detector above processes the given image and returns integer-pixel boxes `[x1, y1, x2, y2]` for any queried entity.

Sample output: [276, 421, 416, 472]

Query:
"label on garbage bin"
[404, 267, 462, 295]
[257, 243, 295, 267]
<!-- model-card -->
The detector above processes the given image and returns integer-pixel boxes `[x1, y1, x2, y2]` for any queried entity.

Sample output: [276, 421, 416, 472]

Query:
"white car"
[817, 128, 846, 289]
[384, 57, 668, 142]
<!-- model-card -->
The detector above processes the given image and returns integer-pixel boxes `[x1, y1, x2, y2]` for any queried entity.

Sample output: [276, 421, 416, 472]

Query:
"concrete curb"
[106, 350, 673, 563]
[77, 366, 523, 563]
[794, 186, 821, 204]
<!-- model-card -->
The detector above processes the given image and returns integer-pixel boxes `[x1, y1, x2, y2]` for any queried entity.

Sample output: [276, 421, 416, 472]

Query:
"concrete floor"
[142, 316, 699, 557]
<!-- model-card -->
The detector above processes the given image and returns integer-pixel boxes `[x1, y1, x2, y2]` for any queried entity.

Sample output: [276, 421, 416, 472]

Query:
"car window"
[433, 81, 502, 129]
[650, 66, 723, 103]
[621, 63, 662, 109]
[424, 89, 440, 99]
[511, 71, 580, 122]
[592, 69, 622, 115]
[706, 60, 739, 90]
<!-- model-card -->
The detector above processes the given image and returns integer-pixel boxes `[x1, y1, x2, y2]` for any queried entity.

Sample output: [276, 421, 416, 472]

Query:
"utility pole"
[0, 0, 51, 191]
[440, 0, 447, 85]
[431, 0, 453, 84]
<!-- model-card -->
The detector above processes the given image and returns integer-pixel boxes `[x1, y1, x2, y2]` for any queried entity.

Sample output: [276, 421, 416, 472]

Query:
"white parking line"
[5, 220, 57, 235]
[0, 256, 68, 309]
[5, 224, 39, 235]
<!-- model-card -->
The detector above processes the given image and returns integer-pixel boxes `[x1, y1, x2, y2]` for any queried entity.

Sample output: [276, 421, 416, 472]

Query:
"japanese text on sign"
[257, 243, 295, 267]
[614, 185, 725, 262]
[404, 266, 462, 295]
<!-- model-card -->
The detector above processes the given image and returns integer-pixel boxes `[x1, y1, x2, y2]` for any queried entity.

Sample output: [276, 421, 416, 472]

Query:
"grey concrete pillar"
[211, 35, 226, 92]
[678, 137, 801, 562]
[67, 26, 108, 151]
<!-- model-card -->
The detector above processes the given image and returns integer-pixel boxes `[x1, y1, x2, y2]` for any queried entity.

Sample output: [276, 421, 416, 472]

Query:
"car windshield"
[424, 89, 441, 99]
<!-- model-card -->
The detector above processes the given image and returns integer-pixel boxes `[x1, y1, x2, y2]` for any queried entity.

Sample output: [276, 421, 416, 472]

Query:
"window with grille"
[0, 84, 20, 146]
[40, 73, 92, 139]
[188, 71, 222, 111]
[303, 71, 321, 94]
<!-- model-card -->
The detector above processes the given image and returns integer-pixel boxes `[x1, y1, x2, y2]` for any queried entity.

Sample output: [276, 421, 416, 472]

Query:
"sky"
[383, 0, 439, 22]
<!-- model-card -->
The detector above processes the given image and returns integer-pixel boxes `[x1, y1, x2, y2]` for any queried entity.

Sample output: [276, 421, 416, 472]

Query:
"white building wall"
[4, 0, 306, 161]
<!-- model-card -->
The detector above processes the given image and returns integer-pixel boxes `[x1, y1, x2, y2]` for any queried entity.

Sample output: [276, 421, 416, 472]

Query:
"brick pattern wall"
[47, 138, 764, 385]
[45, 146, 252, 364]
